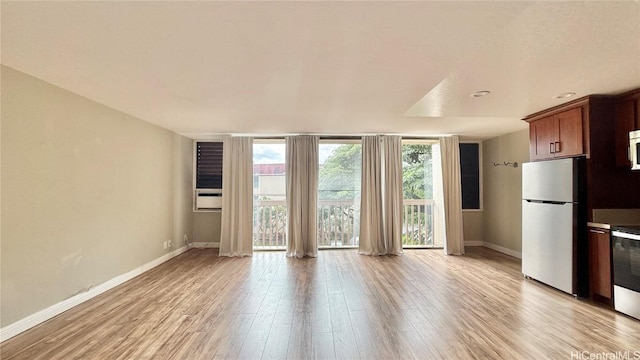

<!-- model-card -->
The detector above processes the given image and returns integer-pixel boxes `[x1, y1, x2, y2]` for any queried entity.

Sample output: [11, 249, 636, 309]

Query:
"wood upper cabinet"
[588, 227, 612, 303]
[614, 89, 640, 167]
[523, 95, 640, 211]
[637, 97, 640, 127]
[529, 115, 555, 160]
[527, 107, 584, 161]
[555, 107, 584, 157]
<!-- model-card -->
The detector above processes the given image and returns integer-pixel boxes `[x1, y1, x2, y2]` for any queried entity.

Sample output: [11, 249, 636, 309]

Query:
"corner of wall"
[481, 129, 529, 255]
[1, 67, 198, 336]
[0, 246, 189, 342]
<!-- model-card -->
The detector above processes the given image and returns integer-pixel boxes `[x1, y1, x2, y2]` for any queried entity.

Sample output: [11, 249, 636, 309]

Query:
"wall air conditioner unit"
[195, 190, 223, 211]
[194, 141, 224, 211]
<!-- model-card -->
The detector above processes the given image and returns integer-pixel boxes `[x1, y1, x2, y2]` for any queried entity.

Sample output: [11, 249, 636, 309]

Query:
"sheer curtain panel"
[219, 137, 254, 257]
[383, 136, 404, 256]
[285, 135, 319, 258]
[359, 136, 386, 255]
[439, 136, 465, 255]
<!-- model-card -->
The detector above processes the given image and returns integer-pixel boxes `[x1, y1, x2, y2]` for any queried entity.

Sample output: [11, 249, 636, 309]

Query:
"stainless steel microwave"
[631, 130, 640, 171]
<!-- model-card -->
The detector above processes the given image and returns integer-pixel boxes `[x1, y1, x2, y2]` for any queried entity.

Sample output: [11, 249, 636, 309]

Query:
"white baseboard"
[464, 241, 522, 259]
[482, 242, 522, 259]
[0, 245, 189, 343]
[190, 242, 219, 249]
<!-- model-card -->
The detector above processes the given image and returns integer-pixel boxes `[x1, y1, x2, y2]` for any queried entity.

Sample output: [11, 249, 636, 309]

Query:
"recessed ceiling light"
[470, 90, 491, 98]
[555, 92, 576, 99]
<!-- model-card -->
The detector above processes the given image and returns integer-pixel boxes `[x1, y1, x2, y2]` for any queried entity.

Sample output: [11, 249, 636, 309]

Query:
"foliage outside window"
[318, 143, 362, 247]
[402, 143, 441, 248]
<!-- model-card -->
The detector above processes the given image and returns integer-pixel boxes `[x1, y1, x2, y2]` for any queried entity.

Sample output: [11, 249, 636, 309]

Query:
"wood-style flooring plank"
[2, 247, 640, 359]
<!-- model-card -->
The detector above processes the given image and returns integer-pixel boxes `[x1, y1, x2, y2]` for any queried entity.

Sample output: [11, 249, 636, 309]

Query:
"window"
[193, 141, 224, 211]
[401, 141, 444, 248]
[318, 141, 362, 248]
[252, 139, 363, 250]
[252, 141, 287, 249]
[459, 142, 481, 210]
[248, 137, 479, 250]
[195, 141, 223, 189]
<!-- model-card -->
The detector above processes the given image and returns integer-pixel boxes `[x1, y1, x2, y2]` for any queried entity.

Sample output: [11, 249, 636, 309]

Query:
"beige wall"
[192, 212, 221, 245]
[1, 66, 193, 327]
[463, 211, 483, 242]
[482, 129, 529, 254]
[174, 136, 194, 247]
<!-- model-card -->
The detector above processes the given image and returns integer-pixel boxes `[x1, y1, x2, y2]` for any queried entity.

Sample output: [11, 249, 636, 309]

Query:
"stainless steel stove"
[612, 225, 640, 320]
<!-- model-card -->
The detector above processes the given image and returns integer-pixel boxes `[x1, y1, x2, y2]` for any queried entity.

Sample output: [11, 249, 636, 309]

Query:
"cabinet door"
[588, 228, 612, 300]
[529, 116, 555, 160]
[614, 99, 635, 167]
[554, 107, 584, 157]
[636, 97, 640, 129]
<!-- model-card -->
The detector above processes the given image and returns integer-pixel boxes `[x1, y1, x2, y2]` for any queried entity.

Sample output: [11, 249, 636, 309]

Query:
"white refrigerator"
[521, 158, 587, 296]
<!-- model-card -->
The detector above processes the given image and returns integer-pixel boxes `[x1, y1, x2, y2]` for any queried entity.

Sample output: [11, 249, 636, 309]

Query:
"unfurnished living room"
[2, 1, 640, 359]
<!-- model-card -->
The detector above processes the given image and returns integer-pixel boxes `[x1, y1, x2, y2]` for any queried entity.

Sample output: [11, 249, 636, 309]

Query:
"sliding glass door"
[252, 138, 444, 250]
[401, 141, 444, 248]
[252, 141, 287, 249]
[317, 141, 362, 248]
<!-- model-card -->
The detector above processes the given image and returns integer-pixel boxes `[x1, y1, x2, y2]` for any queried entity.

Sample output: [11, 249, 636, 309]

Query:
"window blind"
[459, 143, 480, 209]
[196, 142, 223, 189]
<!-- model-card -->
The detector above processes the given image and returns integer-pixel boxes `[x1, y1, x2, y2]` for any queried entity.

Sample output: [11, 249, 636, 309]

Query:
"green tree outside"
[318, 143, 433, 200]
[317, 143, 435, 246]
[317, 144, 361, 245]
[318, 144, 362, 200]
[401, 144, 433, 199]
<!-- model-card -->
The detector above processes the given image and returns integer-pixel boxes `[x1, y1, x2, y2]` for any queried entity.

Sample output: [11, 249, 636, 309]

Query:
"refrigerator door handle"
[544, 200, 569, 205]
[524, 199, 569, 205]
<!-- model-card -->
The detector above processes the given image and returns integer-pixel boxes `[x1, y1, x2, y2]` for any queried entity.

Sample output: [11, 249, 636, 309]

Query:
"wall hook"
[493, 161, 518, 168]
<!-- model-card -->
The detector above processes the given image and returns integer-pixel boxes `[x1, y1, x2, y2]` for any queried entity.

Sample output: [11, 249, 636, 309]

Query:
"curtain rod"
[250, 135, 440, 140]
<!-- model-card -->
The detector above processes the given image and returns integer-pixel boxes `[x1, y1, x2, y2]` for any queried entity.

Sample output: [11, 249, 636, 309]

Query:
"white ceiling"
[2, 1, 639, 139]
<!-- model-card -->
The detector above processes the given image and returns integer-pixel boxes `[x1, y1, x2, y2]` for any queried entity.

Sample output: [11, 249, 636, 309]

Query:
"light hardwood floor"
[2, 247, 640, 359]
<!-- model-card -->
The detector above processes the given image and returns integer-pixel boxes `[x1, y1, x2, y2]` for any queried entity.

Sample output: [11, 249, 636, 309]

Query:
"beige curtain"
[219, 137, 254, 257]
[285, 135, 319, 258]
[383, 136, 404, 256]
[359, 136, 386, 255]
[439, 136, 465, 255]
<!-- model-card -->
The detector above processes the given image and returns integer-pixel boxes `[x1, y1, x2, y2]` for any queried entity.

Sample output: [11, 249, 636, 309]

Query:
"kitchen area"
[588, 211, 640, 318]
[521, 88, 640, 321]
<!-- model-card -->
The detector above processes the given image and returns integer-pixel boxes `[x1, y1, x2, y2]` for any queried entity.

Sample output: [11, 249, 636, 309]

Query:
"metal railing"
[252, 200, 287, 249]
[252, 198, 437, 249]
[402, 199, 436, 247]
[317, 200, 359, 248]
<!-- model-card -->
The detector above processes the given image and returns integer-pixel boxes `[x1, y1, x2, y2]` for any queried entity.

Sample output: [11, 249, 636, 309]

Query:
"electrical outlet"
[163, 241, 168, 249]
[183, 234, 188, 244]
[168, 239, 173, 248]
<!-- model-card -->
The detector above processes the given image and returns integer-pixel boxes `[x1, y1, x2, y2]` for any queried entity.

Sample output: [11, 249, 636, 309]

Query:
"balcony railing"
[253, 198, 438, 249]
[253, 199, 287, 249]
[402, 199, 436, 247]
[317, 200, 358, 248]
